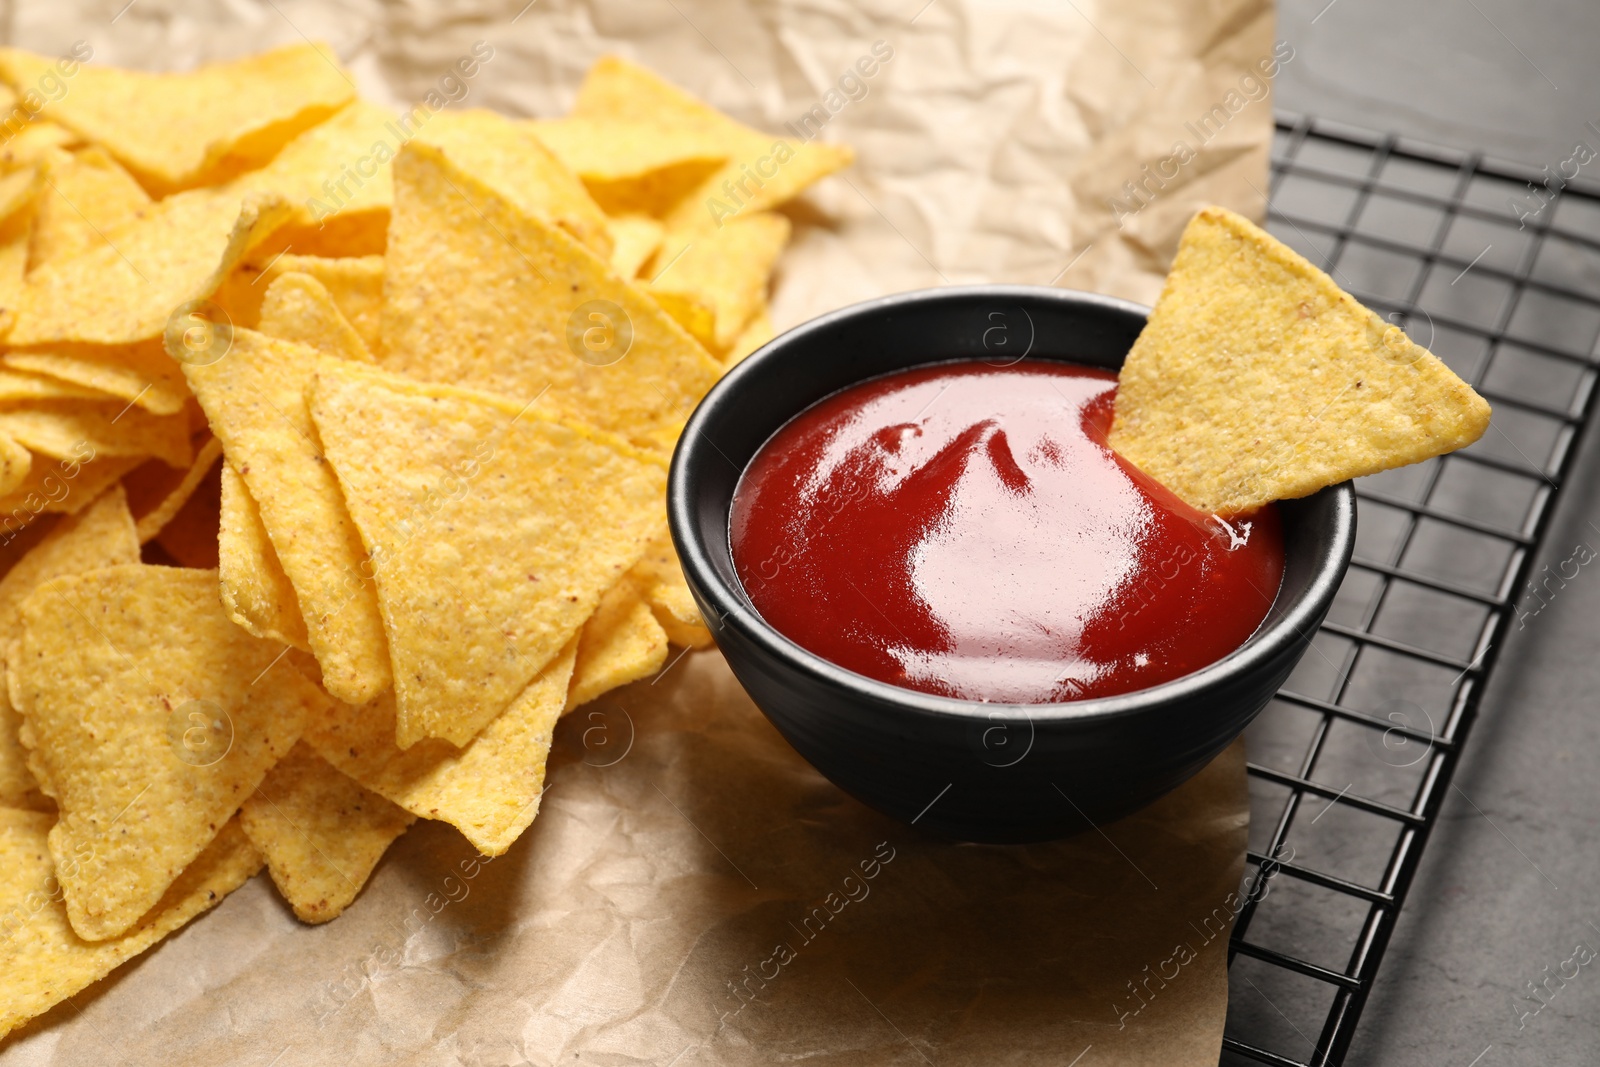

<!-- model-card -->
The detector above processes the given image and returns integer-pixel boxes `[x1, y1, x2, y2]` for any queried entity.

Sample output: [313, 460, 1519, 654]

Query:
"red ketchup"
[729, 360, 1285, 704]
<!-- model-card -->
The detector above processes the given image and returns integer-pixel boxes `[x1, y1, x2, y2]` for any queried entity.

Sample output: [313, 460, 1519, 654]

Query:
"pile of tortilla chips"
[0, 44, 851, 1038]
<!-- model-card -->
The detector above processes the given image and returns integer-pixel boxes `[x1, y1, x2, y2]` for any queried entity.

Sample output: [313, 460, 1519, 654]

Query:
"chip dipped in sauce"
[729, 360, 1285, 704]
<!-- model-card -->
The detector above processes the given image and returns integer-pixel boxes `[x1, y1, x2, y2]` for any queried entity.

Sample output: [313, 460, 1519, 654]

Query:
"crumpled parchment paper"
[0, 0, 1278, 1062]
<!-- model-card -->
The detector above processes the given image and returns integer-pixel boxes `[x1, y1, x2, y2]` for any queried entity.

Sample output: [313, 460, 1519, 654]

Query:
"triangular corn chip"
[564, 575, 669, 713]
[8, 189, 291, 346]
[257, 271, 373, 362]
[651, 211, 789, 349]
[572, 56, 852, 232]
[527, 116, 730, 182]
[723, 303, 774, 369]
[218, 460, 309, 650]
[128, 435, 224, 543]
[3, 341, 191, 416]
[239, 740, 413, 923]
[1108, 207, 1493, 516]
[0, 367, 113, 403]
[640, 282, 717, 349]
[0, 43, 355, 193]
[0, 812, 261, 1039]
[306, 639, 577, 856]
[230, 100, 396, 248]
[0, 120, 79, 166]
[180, 328, 389, 705]
[0, 164, 40, 223]
[309, 361, 666, 748]
[606, 212, 664, 278]
[0, 454, 143, 527]
[0, 398, 192, 468]
[0, 485, 138, 811]
[0, 434, 27, 498]
[29, 145, 151, 271]
[628, 523, 714, 649]
[0, 178, 37, 336]
[414, 108, 612, 259]
[10, 563, 324, 940]
[216, 252, 384, 353]
[381, 141, 720, 451]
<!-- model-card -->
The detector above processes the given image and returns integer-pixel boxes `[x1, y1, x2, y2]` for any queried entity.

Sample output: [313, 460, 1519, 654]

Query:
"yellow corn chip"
[218, 461, 309, 651]
[723, 304, 774, 369]
[3, 341, 191, 416]
[1108, 207, 1493, 516]
[573, 56, 853, 232]
[0, 454, 143, 536]
[257, 271, 373, 362]
[639, 282, 718, 350]
[0, 435, 27, 498]
[0, 367, 111, 403]
[307, 639, 578, 857]
[414, 108, 612, 259]
[230, 99, 396, 245]
[130, 435, 224, 543]
[564, 576, 669, 712]
[218, 252, 385, 353]
[652, 212, 789, 349]
[0, 43, 355, 193]
[0, 164, 39, 222]
[309, 361, 666, 748]
[0, 485, 138, 811]
[628, 525, 714, 648]
[0, 399, 193, 469]
[527, 117, 730, 182]
[29, 145, 152, 271]
[0, 121, 79, 167]
[8, 189, 291, 346]
[0, 179, 36, 336]
[181, 329, 389, 705]
[10, 563, 325, 940]
[0, 812, 261, 1039]
[239, 741, 413, 924]
[381, 141, 721, 451]
[607, 212, 664, 279]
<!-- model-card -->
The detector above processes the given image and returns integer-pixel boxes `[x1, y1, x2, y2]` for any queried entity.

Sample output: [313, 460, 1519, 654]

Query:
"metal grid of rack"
[1222, 114, 1600, 1066]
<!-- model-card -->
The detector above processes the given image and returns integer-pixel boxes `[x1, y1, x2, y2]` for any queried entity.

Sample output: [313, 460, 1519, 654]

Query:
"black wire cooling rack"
[1221, 115, 1600, 1066]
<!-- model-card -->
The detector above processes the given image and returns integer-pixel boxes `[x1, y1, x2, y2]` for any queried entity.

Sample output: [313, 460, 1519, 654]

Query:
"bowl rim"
[668, 283, 1356, 725]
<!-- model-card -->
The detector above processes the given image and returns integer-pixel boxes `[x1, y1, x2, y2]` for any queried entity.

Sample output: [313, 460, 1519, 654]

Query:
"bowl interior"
[671, 285, 1354, 721]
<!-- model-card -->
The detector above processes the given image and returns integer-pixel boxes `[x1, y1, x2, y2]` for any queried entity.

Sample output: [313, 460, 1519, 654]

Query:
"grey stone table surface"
[1270, 1, 1600, 1064]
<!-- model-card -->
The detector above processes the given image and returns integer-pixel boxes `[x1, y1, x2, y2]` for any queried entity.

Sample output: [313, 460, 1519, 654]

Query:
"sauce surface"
[729, 360, 1285, 703]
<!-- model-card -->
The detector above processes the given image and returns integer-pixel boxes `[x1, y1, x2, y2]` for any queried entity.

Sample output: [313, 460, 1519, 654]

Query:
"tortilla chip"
[230, 99, 396, 241]
[652, 212, 789, 349]
[723, 304, 774, 369]
[10, 563, 324, 940]
[527, 117, 730, 183]
[628, 525, 714, 648]
[29, 145, 152, 271]
[0, 454, 144, 528]
[256, 271, 373, 363]
[0, 43, 355, 193]
[217, 252, 384, 353]
[3, 341, 191, 416]
[219, 461, 309, 651]
[1108, 207, 1493, 516]
[181, 329, 389, 705]
[0, 164, 39, 223]
[640, 282, 718, 350]
[239, 741, 413, 924]
[572, 56, 852, 232]
[307, 639, 578, 857]
[309, 361, 666, 748]
[0, 121, 79, 167]
[381, 141, 720, 451]
[7, 189, 291, 346]
[413, 108, 612, 259]
[0, 812, 261, 1040]
[0, 434, 27, 498]
[0, 485, 137, 811]
[125, 435, 222, 543]
[607, 212, 664, 279]
[564, 576, 669, 712]
[0, 399, 193, 468]
[0, 181, 35, 336]
[0, 366, 111, 403]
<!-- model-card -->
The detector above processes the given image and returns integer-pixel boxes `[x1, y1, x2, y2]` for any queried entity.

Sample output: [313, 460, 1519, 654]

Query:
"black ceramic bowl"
[668, 285, 1355, 843]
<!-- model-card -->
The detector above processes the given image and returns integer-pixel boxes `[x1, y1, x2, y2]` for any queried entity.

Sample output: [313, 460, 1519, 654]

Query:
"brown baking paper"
[0, 0, 1279, 1062]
